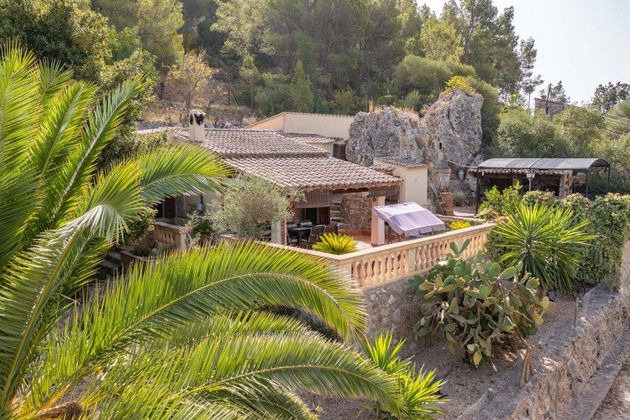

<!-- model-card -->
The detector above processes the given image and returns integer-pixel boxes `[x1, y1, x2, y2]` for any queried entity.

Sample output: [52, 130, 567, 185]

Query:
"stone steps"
[99, 249, 123, 277]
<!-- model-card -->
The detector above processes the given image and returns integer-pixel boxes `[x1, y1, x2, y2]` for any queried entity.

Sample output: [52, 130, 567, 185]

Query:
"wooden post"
[370, 196, 386, 246]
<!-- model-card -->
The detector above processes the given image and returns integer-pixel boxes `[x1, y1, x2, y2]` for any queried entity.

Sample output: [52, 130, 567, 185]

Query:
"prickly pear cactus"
[413, 240, 554, 367]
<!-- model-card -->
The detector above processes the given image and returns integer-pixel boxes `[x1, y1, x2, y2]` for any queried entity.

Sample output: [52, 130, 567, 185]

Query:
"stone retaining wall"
[362, 277, 421, 349]
[459, 240, 630, 419]
[361, 241, 630, 418]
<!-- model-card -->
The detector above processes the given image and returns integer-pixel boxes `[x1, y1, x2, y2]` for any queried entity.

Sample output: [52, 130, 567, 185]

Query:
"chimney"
[188, 109, 206, 142]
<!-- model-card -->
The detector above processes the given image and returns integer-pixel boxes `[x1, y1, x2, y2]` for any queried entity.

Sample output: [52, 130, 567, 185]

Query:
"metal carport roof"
[477, 158, 609, 171]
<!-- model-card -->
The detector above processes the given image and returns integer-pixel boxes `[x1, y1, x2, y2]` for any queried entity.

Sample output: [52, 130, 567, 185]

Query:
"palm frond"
[0, 44, 42, 267]
[85, 334, 399, 419]
[136, 144, 230, 206]
[163, 311, 315, 348]
[71, 160, 144, 242]
[38, 60, 72, 105]
[39, 79, 142, 231]
[94, 382, 245, 420]
[0, 226, 100, 407]
[31, 81, 95, 178]
[28, 242, 366, 409]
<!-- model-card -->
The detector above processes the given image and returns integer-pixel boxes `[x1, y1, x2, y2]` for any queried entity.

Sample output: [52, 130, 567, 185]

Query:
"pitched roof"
[374, 156, 428, 168]
[173, 127, 401, 191]
[180, 129, 329, 158]
[278, 132, 339, 144]
[225, 156, 402, 191]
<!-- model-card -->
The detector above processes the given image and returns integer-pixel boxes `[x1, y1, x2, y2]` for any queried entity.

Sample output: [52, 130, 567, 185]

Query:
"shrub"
[444, 75, 476, 95]
[488, 203, 593, 293]
[186, 211, 215, 245]
[414, 241, 553, 367]
[448, 220, 471, 230]
[521, 190, 557, 207]
[212, 175, 302, 240]
[312, 233, 358, 255]
[362, 333, 445, 418]
[478, 182, 522, 219]
[121, 208, 156, 246]
[562, 193, 630, 285]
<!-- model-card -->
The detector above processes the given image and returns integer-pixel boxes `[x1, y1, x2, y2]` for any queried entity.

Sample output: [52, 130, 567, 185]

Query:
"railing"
[246, 222, 495, 290]
[153, 222, 190, 251]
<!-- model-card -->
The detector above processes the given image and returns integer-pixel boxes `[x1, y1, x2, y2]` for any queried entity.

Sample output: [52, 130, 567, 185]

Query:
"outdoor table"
[288, 226, 312, 247]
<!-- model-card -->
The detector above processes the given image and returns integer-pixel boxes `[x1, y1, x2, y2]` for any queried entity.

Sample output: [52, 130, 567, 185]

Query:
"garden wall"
[362, 277, 423, 351]
[459, 239, 630, 419]
[361, 240, 630, 417]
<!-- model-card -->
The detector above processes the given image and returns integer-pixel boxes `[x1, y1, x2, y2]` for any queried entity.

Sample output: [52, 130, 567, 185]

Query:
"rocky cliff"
[346, 89, 484, 169]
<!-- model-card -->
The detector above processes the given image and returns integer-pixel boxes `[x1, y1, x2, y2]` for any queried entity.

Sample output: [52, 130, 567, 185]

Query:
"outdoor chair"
[285, 222, 299, 246]
[324, 222, 339, 234]
[305, 224, 325, 248]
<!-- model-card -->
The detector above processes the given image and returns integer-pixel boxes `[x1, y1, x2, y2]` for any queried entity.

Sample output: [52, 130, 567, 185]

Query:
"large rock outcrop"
[346, 108, 430, 167]
[346, 89, 484, 169]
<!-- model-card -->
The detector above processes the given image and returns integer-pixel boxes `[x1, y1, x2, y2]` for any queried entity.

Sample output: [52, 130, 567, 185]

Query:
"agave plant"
[488, 203, 594, 293]
[0, 45, 408, 418]
[312, 233, 358, 255]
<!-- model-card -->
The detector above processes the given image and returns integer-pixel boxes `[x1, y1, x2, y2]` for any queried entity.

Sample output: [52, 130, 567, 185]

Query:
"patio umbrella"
[373, 202, 445, 237]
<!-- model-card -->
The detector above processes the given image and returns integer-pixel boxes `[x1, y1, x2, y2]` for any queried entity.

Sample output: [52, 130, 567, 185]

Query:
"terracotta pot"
[440, 192, 455, 215]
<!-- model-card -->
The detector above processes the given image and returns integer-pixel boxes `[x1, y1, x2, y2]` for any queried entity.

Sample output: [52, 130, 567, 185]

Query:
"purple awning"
[373, 202, 445, 237]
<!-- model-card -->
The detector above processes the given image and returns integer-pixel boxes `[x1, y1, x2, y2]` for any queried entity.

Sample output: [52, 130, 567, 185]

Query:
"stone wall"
[362, 277, 426, 354]
[340, 193, 372, 230]
[460, 240, 630, 419]
[360, 240, 630, 415]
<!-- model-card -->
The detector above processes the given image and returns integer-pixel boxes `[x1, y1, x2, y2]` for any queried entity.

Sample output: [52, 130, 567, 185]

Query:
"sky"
[421, 0, 630, 104]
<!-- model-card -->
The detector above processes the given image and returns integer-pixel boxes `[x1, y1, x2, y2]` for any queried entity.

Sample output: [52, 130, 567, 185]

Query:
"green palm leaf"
[136, 143, 230, 206]
[85, 333, 399, 419]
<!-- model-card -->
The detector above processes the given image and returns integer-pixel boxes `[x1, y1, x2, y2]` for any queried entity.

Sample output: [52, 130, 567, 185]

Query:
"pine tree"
[289, 60, 314, 112]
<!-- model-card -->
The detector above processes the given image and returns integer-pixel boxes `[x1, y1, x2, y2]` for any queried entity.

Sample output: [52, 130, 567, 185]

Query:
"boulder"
[421, 89, 483, 168]
[346, 108, 430, 167]
[346, 89, 484, 169]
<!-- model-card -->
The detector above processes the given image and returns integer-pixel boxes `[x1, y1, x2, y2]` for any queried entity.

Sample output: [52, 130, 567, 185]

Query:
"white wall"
[309, 142, 334, 155]
[249, 112, 354, 140]
[247, 113, 286, 130]
[374, 159, 428, 206]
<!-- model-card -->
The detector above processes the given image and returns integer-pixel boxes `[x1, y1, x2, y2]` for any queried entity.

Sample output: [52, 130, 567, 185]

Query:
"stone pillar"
[370, 196, 386, 246]
[271, 217, 286, 245]
[189, 109, 206, 142]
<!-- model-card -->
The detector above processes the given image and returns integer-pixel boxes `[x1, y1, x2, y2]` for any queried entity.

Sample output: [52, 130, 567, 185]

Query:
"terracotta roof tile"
[177, 129, 329, 158]
[374, 156, 428, 168]
[278, 132, 339, 144]
[225, 156, 402, 191]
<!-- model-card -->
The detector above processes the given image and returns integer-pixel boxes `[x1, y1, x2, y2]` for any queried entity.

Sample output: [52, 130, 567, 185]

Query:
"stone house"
[162, 113, 413, 246]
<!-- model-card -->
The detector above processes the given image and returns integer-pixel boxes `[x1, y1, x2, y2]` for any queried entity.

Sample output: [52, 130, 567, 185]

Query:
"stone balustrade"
[153, 222, 190, 251]
[255, 222, 495, 289]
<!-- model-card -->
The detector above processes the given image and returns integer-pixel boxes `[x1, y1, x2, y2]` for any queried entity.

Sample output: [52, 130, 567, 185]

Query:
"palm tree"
[0, 45, 432, 418]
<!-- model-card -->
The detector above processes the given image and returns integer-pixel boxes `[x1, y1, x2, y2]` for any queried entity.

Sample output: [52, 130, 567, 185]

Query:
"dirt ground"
[305, 296, 580, 419]
[593, 360, 630, 420]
